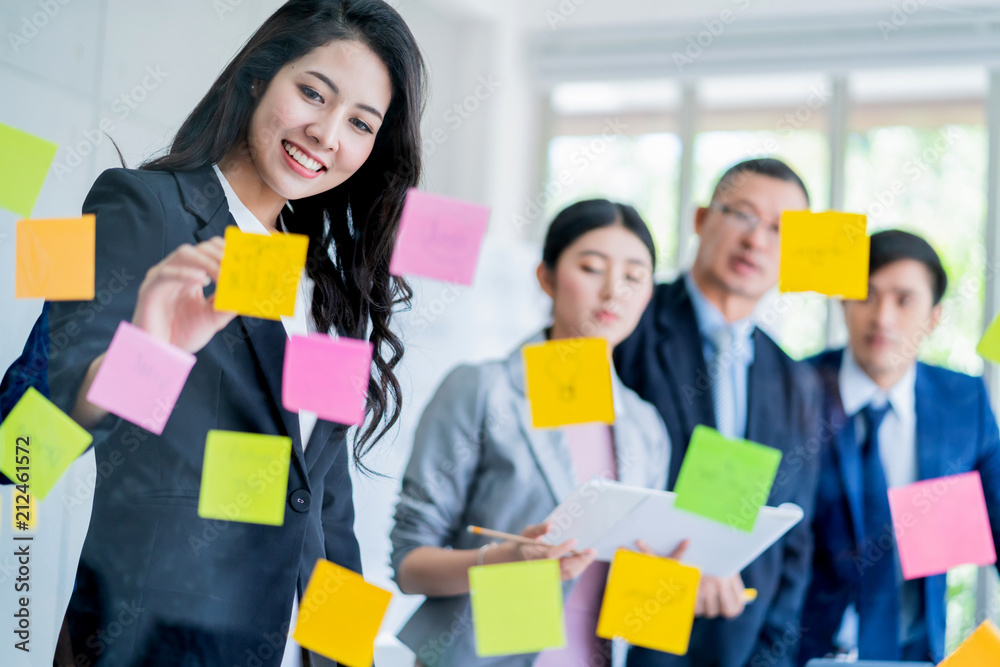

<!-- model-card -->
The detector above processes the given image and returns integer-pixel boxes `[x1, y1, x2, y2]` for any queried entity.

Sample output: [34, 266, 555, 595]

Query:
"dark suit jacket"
[40, 165, 360, 666]
[797, 349, 1000, 665]
[614, 278, 822, 667]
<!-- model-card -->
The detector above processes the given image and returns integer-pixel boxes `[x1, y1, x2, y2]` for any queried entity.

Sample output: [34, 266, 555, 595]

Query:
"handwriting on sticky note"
[469, 559, 566, 657]
[282, 335, 373, 426]
[0, 387, 93, 502]
[779, 211, 869, 299]
[888, 471, 997, 580]
[15, 215, 96, 300]
[214, 226, 309, 320]
[522, 338, 615, 429]
[197, 430, 291, 526]
[388, 188, 490, 285]
[940, 620, 1000, 666]
[293, 558, 392, 667]
[86, 321, 196, 435]
[0, 123, 58, 218]
[597, 549, 700, 655]
[673, 426, 782, 532]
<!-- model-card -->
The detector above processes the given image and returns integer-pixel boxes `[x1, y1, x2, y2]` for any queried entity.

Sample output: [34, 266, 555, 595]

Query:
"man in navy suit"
[615, 158, 822, 667]
[798, 230, 1000, 664]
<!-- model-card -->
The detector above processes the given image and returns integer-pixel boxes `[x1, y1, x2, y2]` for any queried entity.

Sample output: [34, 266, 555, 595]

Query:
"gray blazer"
[390, 331, 671, 666]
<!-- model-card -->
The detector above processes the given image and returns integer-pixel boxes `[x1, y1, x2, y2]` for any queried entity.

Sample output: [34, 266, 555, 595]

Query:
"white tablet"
[543, 479, 804, 577]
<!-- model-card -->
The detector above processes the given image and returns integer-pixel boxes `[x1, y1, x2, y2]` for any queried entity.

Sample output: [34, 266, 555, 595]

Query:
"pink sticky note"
[86, 321, 196, 435]
[388, 188, 490, 285]
[282, 335, 374, 425]
[888, 471, 997, 580]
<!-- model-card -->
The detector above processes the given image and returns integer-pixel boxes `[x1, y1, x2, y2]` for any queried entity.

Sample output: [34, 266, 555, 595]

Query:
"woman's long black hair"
[142, 0, 426, 471]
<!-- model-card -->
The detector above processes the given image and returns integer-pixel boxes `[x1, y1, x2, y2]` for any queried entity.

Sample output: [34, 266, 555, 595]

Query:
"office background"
[3, 0, 1000, 664]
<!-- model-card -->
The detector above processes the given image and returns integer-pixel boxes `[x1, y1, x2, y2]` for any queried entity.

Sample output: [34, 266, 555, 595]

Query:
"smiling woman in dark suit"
[37, 1, 425, 665]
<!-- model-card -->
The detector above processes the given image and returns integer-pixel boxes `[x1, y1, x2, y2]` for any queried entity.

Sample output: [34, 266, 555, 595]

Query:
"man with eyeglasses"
[615, 158, 822, 667]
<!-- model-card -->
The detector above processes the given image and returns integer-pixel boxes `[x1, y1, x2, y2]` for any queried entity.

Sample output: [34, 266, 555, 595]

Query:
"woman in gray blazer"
[390, 200, 678, 666]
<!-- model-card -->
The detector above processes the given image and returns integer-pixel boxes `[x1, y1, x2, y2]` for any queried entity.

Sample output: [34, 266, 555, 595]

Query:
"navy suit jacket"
[7, 166, 361, 666]
[614, 278, 822, 667]
[797, 349, 1000, 664]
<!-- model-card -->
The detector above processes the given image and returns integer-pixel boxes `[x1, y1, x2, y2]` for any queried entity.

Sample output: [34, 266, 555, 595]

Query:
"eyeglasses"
[710, 202, 780, 240]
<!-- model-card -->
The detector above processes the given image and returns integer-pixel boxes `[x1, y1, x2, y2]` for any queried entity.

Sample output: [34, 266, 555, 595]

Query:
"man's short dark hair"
[869, 229, 948, 305]
[711, 158, 810, 208]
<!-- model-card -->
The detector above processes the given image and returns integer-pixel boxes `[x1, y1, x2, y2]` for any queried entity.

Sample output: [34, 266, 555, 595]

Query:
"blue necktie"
[707, 327, 736, 439]
[857, 402, 900, 660]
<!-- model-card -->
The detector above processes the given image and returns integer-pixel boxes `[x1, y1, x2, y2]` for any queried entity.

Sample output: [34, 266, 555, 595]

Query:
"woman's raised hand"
[131, 236, 237, 353]
[496, 522, 597, 581]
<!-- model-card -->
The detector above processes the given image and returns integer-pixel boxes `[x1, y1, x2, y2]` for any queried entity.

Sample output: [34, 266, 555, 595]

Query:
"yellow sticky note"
[469, 559, 566, 657]
[940, 620, 1000, 666]
[214, 226, 309, 320]
[522, 337, 615, 428]
[16, 215, 96, 300]
[977, 313, 1000, 364]
[597, 549, 700, 656]
[0, 123, 58, 218]
[12, 493, 36, 533]
[197, 430, 291, 526]
[293, 558, 391, 667]
[779, 211, 870, 299]
[0, 387, 93, 502]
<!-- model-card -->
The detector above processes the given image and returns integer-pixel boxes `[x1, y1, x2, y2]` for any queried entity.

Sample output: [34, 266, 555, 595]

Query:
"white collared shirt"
[211, 163, 324, 667]
[838, 346, 917, 490]
[834, 347, 922, 651]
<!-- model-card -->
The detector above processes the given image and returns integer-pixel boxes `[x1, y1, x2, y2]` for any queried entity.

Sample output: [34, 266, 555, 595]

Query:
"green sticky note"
[0, 123, 58, 217]
[673, 425, 783, 532]
[0, 387, 93, 502]
[197, 430, 291, 526]
[469, 559, 566, 657]
[977, 313, 1000, 364]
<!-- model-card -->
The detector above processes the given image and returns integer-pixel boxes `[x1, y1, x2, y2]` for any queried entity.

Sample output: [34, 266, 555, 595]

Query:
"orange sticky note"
[214, 226, 309, 320]
[293, 559, 391, 667]
[940, 620, 1000, 666]
[778, 211, 869, 299]
[522, 337, 615, 428]
[15, 215, 96, 300]
[597, 549, 700, 656]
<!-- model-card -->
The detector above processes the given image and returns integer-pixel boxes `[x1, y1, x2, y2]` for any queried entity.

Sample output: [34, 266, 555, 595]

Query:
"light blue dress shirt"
[683, 272, 756, 440]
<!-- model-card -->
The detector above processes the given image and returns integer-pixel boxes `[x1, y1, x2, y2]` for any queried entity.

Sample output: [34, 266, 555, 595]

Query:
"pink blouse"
[534, 422, 617, 667]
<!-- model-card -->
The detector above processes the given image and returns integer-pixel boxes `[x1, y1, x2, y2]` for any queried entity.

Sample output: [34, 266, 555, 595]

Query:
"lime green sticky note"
[0, 387, 93, 502]
[0, 123, 58, 218]
[197, 430, 291, 526]
[977, 313, 1000, 364]
[469, 559, 566, 657]
[673, 425, 782, 532]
